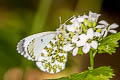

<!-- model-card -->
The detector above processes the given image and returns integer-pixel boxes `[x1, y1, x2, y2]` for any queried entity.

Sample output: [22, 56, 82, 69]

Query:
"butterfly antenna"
[57, 15, 74, 33]
[63, 15, 75, 25]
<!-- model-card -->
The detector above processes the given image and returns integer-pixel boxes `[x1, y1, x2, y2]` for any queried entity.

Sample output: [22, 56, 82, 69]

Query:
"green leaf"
[98, 32, 120, 54]
[48, 66, 114, 80]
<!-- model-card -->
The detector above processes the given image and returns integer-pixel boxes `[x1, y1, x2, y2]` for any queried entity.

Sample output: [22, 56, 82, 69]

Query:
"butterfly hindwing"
[36, 34, 68, 73]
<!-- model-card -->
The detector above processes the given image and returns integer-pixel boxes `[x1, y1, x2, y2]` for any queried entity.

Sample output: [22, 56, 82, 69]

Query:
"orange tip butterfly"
[17, 31, 67, 73]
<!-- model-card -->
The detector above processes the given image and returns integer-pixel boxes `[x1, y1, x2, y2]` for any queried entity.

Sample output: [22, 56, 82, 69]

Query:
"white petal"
[103, 30, 108, 37]
[96, 25, 105, 28]
[94, 32, 101, 37]
[82, 43, 90, 54]
[72, 21, 80, 27]
[63, 44, 74, 51]
[109, 30, 117, 33]
[66, 25, 76, 32]
[77, 16, 85, 22]
[72, 35, 79, 43]
[87, 28, 94, 39]
[109, 23, 119, 29]
[99, 20, 109, 26]
[89, 11, 100, 22]
[76, 40, 85, 47]
[89, 11, 93, 16]
[83, 14, 88, 18]
[79, 34, 88, 41]
[90, 41, 98, 49]
[72, 48, 78, 56]
[101, 28, 106, 36]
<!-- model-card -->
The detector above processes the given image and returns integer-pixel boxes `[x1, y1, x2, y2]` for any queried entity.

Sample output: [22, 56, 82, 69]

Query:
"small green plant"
[48, 11, 120, 80]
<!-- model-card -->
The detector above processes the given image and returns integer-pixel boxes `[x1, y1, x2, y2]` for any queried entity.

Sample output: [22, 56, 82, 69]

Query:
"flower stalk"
[89, 50, 94, 70]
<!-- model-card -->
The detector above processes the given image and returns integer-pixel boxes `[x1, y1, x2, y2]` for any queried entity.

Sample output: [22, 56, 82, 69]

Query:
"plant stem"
[31, 0, 53, 34]
[89, 50, 94, 70]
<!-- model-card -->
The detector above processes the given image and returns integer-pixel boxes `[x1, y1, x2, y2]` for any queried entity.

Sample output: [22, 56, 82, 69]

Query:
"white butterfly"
[17, 31, 67, 73]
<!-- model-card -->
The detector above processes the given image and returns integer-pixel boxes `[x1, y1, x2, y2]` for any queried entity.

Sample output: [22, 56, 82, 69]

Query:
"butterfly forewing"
[17, 32, 57, 61]
[28, 32, 57, 61]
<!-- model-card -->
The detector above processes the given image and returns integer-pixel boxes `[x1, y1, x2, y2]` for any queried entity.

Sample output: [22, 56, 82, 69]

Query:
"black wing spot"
[17, 39, 25, 53]
[41, 39, 43, 43]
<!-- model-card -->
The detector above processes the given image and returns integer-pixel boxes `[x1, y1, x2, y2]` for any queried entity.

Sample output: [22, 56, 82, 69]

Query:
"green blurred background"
[0, 0, 120, 80]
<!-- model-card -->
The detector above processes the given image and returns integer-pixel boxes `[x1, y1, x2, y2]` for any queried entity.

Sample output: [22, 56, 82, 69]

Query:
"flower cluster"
[36, 11, 119, 73]
[57, 11, 119, 56]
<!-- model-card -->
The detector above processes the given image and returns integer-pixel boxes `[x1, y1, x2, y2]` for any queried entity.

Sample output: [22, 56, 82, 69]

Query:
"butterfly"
[17, 31, 68, 73]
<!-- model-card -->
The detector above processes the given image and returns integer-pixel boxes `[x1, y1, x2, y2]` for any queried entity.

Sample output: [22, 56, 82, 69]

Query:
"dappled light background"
[0, 0, 120, 80]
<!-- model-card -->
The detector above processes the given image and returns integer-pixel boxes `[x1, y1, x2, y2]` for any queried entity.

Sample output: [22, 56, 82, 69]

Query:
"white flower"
[66, 25, 76, 32]
[103, 23, 119, 37]
[76, 40, 85, 47]
[96, 21, 108, 37]
[83, 41, 98, 54]
[96, 24, 107, 37]
[77, 16, 84, 22]
[63, 42, 79, 56]
[72, 20, 80, 27]
[76, 34, 88, 47]
[70, 16, 84, 27]
[77, 15, 88, 22]
[72, 34, 79, 43]
[88, 11, 101, 22]
[97, 20, 118, 37]
[71, 34, 87, 56]
[76, 28, 94, 47]
[63, 43, 74, 51]
[90, 41, 98, 49]
[76, 28, 98, 54]
[70, 16, 80, 26]
[66, 24, 79, 32]
[82, 43, 90, 54]
[66, 23, 81, 32]
[87, 28, 94, 39]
